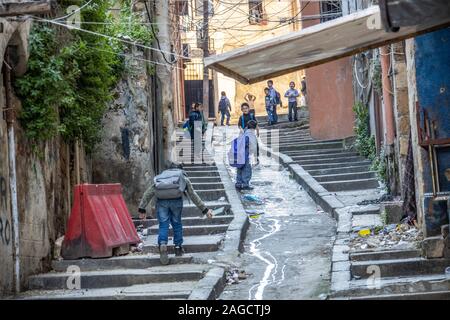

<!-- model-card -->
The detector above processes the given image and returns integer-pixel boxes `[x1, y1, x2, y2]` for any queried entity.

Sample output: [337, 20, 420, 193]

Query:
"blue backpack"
[228, 134, 250, 169]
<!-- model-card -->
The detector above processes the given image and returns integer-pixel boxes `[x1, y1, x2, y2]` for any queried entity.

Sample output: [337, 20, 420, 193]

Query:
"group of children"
[221, 78, 306, 191]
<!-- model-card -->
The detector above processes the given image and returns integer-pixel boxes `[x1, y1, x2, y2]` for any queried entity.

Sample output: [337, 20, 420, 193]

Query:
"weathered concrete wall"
[306, 57, 355, 140]
[301, 1, 355, 140]
[234, 72, 303, 120]
[0, 19, 79, 296]
[92, 46, 155, 216]
[392, 42, 410, 193]
[0, 81, 13, 296]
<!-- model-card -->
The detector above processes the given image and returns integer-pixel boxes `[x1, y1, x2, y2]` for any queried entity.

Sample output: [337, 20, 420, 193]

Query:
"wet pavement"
[214, 126, 336, 300]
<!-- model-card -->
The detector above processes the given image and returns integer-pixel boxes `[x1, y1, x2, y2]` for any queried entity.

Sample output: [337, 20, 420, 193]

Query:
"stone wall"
[392, 42, 411, 194]
[92, 46, 155, 216]
[0, 19, 84, 296]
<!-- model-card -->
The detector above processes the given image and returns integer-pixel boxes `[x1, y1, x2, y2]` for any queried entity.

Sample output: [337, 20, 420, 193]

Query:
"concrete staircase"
[260, 125, 379, 192]
[332, 249, 450, 300]
[13, 126, 232, 300]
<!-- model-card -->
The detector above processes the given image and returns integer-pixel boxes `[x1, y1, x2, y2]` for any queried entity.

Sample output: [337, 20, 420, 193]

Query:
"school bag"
[274, 91, 281, 105]
[154, 169, 187, 199]
[240, 113, 255, 129]
[228, 134, 250, 169]
[218, 98, 229, 112]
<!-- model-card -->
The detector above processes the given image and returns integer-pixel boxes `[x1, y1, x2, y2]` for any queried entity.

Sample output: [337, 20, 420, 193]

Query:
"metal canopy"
[204, 5, 450, 84]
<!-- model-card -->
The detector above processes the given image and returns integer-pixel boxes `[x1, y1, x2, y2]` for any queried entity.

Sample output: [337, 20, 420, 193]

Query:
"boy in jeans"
[235, 120, 258, 190]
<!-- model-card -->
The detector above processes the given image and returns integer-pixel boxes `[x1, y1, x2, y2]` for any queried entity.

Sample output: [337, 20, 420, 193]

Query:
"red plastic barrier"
[61, 184, 140, 259]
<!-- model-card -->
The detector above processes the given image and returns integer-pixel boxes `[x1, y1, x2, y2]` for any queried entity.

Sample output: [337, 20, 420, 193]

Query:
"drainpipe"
[380, 45, 395, 145]
[3, 51, 20, 294]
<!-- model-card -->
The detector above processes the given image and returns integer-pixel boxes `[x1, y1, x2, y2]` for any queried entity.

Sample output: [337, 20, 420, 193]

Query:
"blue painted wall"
[415, 27, 450, 193]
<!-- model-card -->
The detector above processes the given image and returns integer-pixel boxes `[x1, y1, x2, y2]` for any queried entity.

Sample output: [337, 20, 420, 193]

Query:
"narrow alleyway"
[214, 126, 336, 300]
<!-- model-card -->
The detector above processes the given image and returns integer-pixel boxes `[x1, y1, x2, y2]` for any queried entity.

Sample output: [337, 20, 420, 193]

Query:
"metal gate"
[184, 61, 215, 118]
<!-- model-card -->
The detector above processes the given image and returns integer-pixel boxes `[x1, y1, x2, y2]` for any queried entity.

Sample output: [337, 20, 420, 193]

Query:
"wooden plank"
[0, 1, 51, 17]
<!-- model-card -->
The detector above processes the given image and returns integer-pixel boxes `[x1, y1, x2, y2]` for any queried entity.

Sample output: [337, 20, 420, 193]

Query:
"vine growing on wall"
[14, 0, 154, 153]
[352, 101, 388, 187]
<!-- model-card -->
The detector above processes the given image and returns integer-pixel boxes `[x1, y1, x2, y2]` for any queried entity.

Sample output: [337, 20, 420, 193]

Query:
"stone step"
[307, 165, 372, 176]
[321, 178, 380, 192]
[350, 205, 381, 216]
[182, 202, 231, 217]
[143, 235, 224, 254]
[351, 257, 450, 279]
[52, 255, 194, 272]
[332, 274, 450, 298]
[186, 170, 220, 177]
[280, 141, 343, 152]
[295, 156, 366, 165]
[148, 224, 229, 236]
[346, 290, 450, 300]
[349, 249, 422, 262]
[28, 264, 207, 290]
[196, 189, 227, 201]
[17, 281, 197, 300]
[283, 148, 349, 156]
[183, 166, 218, 171]
[313, 171, 376, 183]
[136, 215, 234, 228]
[289, 152, 359, 161]
[189, 176, 222, 183]
[301, 160, 372, 171]
[278, 139, 343, 147]
[191, 182, 225, 190]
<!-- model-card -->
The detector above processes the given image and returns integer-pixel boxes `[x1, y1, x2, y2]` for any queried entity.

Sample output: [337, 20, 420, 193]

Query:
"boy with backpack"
[218, 91, 232, 126]
[264, 87, 277, 126]
[229, 120, 258, 190]
[267, 80, 281, 124]
[138, 163, 213, 265]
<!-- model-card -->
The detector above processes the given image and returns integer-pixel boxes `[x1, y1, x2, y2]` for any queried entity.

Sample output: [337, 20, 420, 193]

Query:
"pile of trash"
[349, 223, 423, 251]
[130, 224, 147, 254]
[226, 269, 249, 285]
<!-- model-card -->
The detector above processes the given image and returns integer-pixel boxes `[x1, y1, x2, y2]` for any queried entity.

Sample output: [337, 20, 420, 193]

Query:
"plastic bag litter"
[242, 194, 264, 204]
[212, 207, 226, 216]
[358, 229, 371, 237]
[245, 209, 265, 216]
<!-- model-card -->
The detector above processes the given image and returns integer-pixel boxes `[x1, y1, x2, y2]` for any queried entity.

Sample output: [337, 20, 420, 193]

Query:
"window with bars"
[248, 0, 266, 25]
[320, 1, 342, 22]
[177, 0, 189, 16]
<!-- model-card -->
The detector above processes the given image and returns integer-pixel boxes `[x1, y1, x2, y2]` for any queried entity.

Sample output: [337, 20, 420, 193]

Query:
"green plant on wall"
[371, 58, 382, 94]
[352, 101, 388, 187]
[352, 101, 376, 160]
[15, 0, 153, 153]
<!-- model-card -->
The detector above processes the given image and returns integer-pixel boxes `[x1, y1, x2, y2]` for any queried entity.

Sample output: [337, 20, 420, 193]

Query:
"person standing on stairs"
[218, 91, 232, 126]
[235, 120, 258, 190]
[137, 163, 213, 265]
[238, 103, 260, 164]
[284, 81, 300, 122]
[267, 80, 281, 124]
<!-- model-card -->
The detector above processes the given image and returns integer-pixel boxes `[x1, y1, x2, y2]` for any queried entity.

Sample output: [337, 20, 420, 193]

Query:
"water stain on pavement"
[216, 126, 337, 300]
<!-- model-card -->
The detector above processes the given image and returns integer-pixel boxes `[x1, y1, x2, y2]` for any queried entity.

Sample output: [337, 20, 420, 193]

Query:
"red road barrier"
[61, 184, 140, 259]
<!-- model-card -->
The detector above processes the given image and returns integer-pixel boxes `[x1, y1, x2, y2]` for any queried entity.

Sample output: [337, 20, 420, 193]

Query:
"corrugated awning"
[204, 5, 450, 84]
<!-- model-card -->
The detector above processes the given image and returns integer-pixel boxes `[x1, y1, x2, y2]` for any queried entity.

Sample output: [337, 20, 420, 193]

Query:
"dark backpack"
[274, 91, 281, 105]
[188, 111, 201, 130]
[219, 98, 229, 112]
[240, 113, 255, 129]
